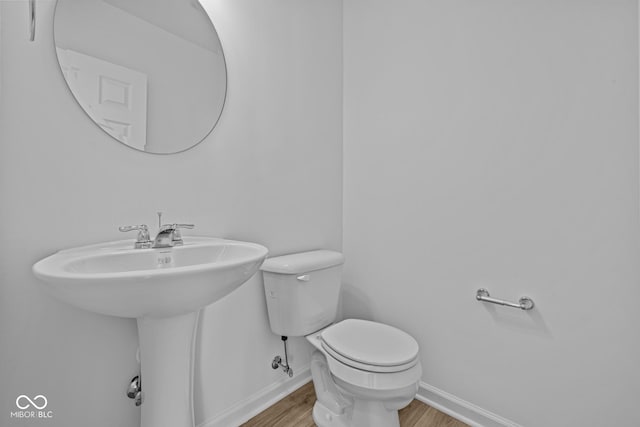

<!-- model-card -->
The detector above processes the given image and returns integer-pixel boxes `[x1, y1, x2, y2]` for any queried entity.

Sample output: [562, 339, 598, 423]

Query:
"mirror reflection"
[54, 0, 227, 154]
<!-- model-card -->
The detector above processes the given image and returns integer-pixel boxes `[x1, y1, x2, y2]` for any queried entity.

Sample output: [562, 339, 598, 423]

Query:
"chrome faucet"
[152, 223, 195, 248]
[120, 214, 194, 249]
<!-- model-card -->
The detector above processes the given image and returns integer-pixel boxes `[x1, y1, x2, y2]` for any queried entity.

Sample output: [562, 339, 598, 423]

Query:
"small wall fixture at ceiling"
[28, 0, 35, 41]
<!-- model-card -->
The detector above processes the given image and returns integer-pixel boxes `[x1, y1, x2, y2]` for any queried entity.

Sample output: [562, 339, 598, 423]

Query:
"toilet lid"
[320, 319, 419, 371]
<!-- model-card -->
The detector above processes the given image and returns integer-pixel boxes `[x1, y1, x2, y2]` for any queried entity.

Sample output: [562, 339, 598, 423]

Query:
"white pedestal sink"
[33, 237, 268, 427]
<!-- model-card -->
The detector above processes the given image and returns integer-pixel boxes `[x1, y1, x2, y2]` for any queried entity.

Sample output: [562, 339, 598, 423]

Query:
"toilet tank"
[260, 250, 344, 337]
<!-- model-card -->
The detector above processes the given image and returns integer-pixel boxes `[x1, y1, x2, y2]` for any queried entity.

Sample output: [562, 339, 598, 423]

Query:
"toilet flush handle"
[297, 275, 310, 282]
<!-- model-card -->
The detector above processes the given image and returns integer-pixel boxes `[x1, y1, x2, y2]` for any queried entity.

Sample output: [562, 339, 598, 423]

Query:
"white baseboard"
[197, 369, 312, 427]
[197, 372, 520, 427]
[416, 382, 522, 427]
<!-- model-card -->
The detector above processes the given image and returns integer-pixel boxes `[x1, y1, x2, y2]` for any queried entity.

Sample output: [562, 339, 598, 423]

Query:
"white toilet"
[261, 250, 422, 427]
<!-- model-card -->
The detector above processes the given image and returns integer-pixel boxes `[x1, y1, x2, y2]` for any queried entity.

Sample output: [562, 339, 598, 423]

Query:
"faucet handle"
[157, 223, 194, 232]
[119, 224, 152, 249]
[119, 224, 148, 232]
[168, 223, 195, 245]
[174, 224, 194, 230]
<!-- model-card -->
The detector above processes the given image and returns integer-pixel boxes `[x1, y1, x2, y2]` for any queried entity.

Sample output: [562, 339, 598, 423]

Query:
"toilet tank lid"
[260, 250, 344, 274]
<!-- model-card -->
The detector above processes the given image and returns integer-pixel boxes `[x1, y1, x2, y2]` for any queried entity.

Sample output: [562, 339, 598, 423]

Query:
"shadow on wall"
[476, 295, 553, 338]
[340, 282, 374, 321]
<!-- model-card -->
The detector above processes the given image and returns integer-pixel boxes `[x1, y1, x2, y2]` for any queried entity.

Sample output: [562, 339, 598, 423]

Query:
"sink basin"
[33, 236, 268, 427]
[33, 237, 268, 318]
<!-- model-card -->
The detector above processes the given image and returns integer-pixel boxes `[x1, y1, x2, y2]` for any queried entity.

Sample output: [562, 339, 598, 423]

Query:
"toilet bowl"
[306, 319, 422, 427]
[260, 250, 422, 427]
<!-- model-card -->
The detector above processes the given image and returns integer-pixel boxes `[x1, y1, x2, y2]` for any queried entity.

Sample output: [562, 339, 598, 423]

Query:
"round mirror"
[53, 0, 227, 154]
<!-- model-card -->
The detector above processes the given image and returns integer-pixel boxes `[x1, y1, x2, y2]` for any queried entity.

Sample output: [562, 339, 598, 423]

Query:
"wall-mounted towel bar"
[476, 288, 534, 310]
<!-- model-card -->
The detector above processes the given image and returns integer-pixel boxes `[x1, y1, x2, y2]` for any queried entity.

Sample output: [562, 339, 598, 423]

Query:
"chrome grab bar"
[476, 288, 534, 310]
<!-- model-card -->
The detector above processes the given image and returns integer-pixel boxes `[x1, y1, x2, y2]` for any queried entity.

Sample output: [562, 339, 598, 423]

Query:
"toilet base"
[351, 399, 400, 427]
[312, 399, 400, 427]
[309, 347, 416, 427]
[312, 401, 350, 427]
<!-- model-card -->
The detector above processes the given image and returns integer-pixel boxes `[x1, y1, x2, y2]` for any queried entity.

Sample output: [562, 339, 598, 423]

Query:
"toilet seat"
[320, 319, 419, 373]
[307, 320, 423, 393]
[322, 343, 418, 373]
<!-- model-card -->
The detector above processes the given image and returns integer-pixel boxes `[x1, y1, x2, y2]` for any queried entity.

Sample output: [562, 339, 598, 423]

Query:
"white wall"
[0, 1, 342, 426]
[343, 1, 640, 426]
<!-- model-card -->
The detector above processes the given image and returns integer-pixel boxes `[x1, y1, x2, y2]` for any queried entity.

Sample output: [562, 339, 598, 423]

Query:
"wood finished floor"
[241, 382, 468, 427]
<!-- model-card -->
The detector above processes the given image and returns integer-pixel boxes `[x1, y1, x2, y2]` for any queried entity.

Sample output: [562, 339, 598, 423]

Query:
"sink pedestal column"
[137, 311, 200, 427]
